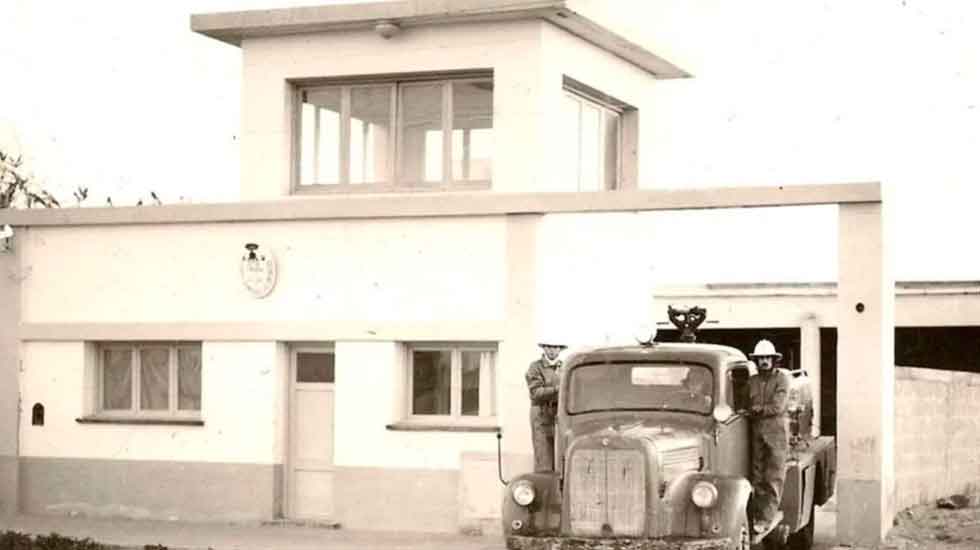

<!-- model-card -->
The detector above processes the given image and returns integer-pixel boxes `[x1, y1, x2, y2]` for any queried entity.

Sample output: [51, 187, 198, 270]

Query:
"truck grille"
[568, 448, 646, 537]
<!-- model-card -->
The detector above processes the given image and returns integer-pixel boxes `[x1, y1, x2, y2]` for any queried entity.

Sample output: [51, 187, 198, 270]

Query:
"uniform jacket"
[748, 368, 790, 433]
[525, 358, 562, 427]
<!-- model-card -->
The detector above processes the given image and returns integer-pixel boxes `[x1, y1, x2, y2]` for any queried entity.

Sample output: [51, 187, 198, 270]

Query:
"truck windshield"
[567, 363, 714, 415]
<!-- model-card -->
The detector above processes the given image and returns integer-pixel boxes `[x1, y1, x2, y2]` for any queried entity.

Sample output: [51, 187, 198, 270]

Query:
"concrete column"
[836, 202, 895, 545]
[498, 214, 541, 476]
[0, 229, 21, 516]
[799, 313, 821, 437]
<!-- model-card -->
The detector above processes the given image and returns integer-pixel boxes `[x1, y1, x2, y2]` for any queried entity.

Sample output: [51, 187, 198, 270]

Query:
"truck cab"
[501, 341, 835, 550]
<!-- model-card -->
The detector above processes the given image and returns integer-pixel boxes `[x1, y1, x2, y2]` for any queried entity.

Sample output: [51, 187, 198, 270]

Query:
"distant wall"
[0, 234, 21, 516]
[894, 366, 980, 510]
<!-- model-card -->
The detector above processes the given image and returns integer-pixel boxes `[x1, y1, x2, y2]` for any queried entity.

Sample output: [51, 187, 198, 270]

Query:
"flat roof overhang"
[190, 0, 690, 79]
[0, 182, 881, 228]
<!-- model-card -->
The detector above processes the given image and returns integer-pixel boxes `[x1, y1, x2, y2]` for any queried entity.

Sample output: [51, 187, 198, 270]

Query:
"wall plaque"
[240, 243, 277, 298]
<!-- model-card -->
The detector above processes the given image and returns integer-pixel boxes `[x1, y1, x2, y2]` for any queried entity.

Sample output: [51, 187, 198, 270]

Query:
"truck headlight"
[512, 481, 536, 506]
[691, 481, 718, 508]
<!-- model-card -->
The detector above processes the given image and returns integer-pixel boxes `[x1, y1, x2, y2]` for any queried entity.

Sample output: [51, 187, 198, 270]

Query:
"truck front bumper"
[505, 535, 733, 550]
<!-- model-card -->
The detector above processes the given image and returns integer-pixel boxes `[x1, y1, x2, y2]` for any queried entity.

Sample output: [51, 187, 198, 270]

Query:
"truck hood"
[568, 420, 703, 452]
[562, 415, 708, 482]
[564, 412, 710, 443]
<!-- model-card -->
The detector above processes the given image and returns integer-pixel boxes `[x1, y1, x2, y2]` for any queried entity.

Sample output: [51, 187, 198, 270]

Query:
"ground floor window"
[98, 342, 202, 418]
[408, 344, 495, 421]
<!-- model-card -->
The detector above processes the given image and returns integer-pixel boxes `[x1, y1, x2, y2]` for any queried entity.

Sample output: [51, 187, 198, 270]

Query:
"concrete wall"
[19, 458, 281, 522]
[16, 341, 286, 520]
[19, 219, 507, 324]
[333, 341, 499, 470]
[15, 216, 512, 525]
[894, 366, 980, 511]
[18, 341, 284, 464]
[0, 234, 20, 516]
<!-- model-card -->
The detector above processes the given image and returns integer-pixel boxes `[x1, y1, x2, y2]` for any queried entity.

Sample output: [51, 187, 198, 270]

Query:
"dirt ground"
[870, 504, 980, 550]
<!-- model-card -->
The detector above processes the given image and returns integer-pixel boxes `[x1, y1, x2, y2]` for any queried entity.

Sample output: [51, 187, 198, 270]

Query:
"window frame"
[562, 88, 623, 191]
[405, 343, 496, 425]
[95, 342, 202, 420]
[292, 71, 494, 194]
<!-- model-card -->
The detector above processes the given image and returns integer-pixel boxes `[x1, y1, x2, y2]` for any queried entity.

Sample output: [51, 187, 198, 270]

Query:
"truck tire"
[787, 498, 815, 550]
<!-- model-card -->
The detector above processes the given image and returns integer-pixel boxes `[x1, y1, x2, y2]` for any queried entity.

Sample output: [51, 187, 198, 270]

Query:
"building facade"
[1, 0, 686, 534]
[1, 2, 921, 544]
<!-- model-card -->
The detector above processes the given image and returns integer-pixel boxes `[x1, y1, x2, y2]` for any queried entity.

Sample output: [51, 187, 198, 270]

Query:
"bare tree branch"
[0, 148, 60, 209]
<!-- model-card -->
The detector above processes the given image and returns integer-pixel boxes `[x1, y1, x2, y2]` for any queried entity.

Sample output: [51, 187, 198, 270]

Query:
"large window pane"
[350, 86, 391, 184]
[452, 81, 493, 181]
[103, 349, 132, 410]
[559, 94, 581, 189]
[399, 84, 443, 184]
[579, 103, 601, 191]
[140, 348, 170, 411]
[561, 91, 624, 191]
[178, 347, 202, 411]
[300, 88, 342, 185]
[412, 350, 451, 415]
[602, 111, 620, 190]
[297, 352, 335, 383]
[460, 351, 482, 416]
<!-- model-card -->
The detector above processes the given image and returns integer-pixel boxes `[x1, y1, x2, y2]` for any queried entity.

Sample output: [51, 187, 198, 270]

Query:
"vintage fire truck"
[501, 324, 835, 550]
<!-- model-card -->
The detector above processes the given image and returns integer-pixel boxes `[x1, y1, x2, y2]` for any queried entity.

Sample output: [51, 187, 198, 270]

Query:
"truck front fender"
[663, 471, 752, 539]
[501, 472, 562, 537]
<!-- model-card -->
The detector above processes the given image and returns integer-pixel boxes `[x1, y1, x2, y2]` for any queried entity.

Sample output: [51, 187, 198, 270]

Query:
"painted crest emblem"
[240, 243, 277, 298]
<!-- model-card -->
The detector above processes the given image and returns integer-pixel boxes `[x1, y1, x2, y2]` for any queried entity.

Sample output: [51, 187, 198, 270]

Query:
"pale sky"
[2, 0, 979, 282]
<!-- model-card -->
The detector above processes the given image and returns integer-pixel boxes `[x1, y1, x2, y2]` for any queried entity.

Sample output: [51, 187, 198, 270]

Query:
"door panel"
[288, 349, 335, 519]
[294, 390, 334, 464]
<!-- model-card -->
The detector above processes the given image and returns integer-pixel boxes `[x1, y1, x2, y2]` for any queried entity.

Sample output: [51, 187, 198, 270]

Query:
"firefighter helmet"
[537, 332, 567, 349]
[749, 339, 782, 358]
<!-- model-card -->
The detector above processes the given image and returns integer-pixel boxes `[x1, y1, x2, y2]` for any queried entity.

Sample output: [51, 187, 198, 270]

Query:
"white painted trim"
[20, 321, 508, 342]
[656, 281, 980, 299]
[189, 1, 689, 78]
[0, 183, 882, 228]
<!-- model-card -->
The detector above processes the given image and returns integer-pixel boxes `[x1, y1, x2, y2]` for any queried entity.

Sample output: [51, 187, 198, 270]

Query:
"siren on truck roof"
[633, 323, 658, 346]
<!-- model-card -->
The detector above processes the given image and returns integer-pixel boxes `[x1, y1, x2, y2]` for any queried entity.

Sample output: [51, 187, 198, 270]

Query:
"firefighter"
[681, 367, 712, 411]
[525, 335, 566, 472]
[747, 339, 791, 533]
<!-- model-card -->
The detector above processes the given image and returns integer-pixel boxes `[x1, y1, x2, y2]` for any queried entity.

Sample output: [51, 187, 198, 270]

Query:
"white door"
[288, 348, 335, 519]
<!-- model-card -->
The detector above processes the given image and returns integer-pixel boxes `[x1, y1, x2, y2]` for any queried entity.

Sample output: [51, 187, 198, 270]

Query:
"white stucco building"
[0, 0, 687, 534]
[0, 1, 939, 546]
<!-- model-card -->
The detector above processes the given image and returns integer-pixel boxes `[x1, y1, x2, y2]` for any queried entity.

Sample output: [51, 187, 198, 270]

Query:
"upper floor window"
[98, 342, 202, 418]
[296, 73, 493, 191]
[559, 78, 636, 191]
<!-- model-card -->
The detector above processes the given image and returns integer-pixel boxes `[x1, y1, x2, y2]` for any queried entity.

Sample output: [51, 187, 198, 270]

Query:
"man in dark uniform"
[747, 339, 791, 533]
[525, 336, 566, 472]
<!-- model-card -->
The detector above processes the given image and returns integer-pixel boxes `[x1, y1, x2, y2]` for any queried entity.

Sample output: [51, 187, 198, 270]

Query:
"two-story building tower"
[1, 0, 689, 535]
